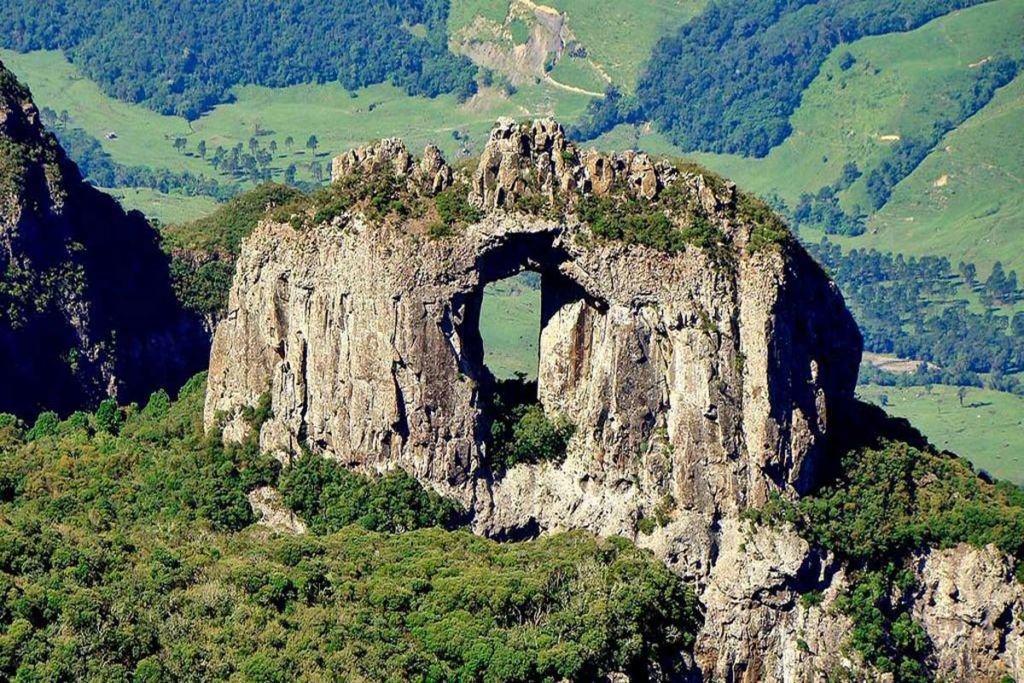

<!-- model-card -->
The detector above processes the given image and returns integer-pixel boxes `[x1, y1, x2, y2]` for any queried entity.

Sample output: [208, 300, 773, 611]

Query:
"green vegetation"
[808, 240, 1024, 381]
[0, 48, 594, 220]
[163, 184, 303, 318]
[753, 433, 1024, 680]
[575, 172, 772, 257]
[432, 185, 482, 236]
[164, 183, 303, 258]
[279, 451, 465, 534]
[864, 72, 1024, 276]
[508, 18, 531, 45]
[448, 0, 706, 90]
[535, 0, 707, 89]
[788, 440, 1024, 561]
[633, 0, 996, 157]
[487, 377, 575, 472]
[857, 384, 1024, 484]
[104, 188, 219, 225]
[0, 0, 477, 119]
[0, 375, 701, 681]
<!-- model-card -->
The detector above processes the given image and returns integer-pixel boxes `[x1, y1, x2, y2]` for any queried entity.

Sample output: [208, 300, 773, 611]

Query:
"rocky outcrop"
[206, 119, 861, 531]
[913, 544, 1024, 680]
[331, 139, 453, 194]
[472, 118, 679, 209]
[247, 486, 309, 535]
[689, 521, 853, 682]
[0, 62, 207, 417]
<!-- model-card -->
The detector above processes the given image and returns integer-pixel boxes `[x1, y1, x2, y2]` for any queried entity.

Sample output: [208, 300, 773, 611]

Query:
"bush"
[279, 451, 464, 534]
[26, 411, 59, 440]
[433, 187, 481, 227]
[487, 378, 575, 472]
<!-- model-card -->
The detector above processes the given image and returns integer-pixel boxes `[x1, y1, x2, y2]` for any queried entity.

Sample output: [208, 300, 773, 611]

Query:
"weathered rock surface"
[203, 119, 1024, 680]
[247, 486, 309, 535]
[207, 119, 861, 529]
[689, 520, 853, 682]
[913, 544, 1024, 680]
[0, 62, 207, 416]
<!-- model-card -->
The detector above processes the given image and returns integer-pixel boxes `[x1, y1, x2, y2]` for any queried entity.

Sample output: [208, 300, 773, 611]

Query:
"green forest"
[0, 376, 702, 681]
[0, 0, 477, 119]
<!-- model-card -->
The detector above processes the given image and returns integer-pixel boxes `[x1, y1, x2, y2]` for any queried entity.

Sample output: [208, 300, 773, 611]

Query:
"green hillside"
[858, 383, 1024, 484]
[0, 48, 593, 218]
[863, 74, 1024, 274]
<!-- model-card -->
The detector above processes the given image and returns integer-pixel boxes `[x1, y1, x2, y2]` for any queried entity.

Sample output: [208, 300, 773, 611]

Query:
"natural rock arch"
[204, 119, 861, 541]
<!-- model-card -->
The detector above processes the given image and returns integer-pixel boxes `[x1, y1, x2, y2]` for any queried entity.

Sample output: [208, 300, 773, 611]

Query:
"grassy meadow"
[479, 273, 542, 379]
[858, 383, 1024, 484]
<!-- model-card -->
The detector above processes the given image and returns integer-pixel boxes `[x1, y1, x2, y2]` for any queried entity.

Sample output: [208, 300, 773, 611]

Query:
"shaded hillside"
[0, 63, 207, 417]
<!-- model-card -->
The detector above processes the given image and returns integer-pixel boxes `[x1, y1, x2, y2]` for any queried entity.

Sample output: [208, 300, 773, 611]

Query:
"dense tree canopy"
[808, 240, 1024, 387]
[0, 375, 702, 681]
[0, 0, 477, 119]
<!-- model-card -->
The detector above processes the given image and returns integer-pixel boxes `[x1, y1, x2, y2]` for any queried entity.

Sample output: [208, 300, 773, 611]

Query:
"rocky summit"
[205, 118, 861, 530]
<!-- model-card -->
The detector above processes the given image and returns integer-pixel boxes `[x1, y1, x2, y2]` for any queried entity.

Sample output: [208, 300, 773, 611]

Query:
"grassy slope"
[0, 48, 593, 217]
[685, 0, 1024, 204]
[858, 383, 1024, 484]
[860, 73, 1024, 274]
[479, 273, 542, 379]
[594, 0, 1024, 266]
[542, 0, 706, 88]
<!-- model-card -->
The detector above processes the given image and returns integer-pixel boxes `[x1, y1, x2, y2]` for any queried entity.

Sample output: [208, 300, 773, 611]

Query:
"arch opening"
[447, 231, 602, 477]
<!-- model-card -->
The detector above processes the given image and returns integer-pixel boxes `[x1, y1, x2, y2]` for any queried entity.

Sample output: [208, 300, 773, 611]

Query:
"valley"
[4, 0, 1021, 483]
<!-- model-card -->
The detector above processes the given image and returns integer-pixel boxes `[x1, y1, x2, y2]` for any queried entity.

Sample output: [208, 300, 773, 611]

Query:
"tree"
[957, 386, 968, 407]
[59, 109, 70, 129]
[961, 262, 977, 288]
[284, 164, 297, 184]
[95, 399, 123, 434]
[986, 262, 1008, 304]
[249, 137, 259, 155]
[306, 135, 319, 155]
[269, 140, 278, 155]
[197, 140, 207, 158]
[173, 137, 187, 154]
[1005, 271, 1018, 303]
[310, 161, 323, 183]
[285, 136, 294, 152]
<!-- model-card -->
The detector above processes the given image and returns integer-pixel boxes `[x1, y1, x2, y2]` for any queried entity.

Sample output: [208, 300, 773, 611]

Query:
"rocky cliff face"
[206, 118, 861, 527]
[0, 63, 207, 416]
[204, 119, 1023, 680]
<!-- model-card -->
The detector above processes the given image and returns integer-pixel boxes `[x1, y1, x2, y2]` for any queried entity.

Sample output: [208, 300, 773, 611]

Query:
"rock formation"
[207, 118, 861, 527]
[204, 118, 1024, 680]
[0, 62, 207, 416]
